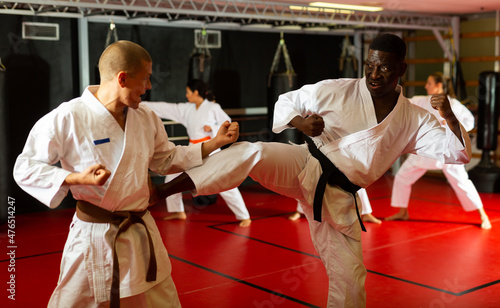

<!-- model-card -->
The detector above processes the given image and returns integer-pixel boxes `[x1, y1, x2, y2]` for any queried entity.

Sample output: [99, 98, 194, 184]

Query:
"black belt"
[76, 201, 157, 308]
[305, 137, 366, 232]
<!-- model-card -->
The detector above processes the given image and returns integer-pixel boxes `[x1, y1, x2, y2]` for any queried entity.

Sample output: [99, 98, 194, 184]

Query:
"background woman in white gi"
[144, 79, 251, 227]
[385, 72, 492, 229]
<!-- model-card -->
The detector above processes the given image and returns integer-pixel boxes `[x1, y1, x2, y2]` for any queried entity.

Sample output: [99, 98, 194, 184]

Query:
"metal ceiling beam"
[0, 0, 454, 31]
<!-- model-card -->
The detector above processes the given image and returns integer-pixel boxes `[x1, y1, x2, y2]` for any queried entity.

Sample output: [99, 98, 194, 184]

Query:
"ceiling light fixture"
[289, 5, 354, 14]
[242, 24, 274, 29]
[303, 26, 330, 32]
[274, 24, 303, 31]
[309, 2, 383, 12]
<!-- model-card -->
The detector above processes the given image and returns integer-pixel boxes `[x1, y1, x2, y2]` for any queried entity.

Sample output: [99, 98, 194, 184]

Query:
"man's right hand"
[63, 164, 111, 186]
[290, 114, 325, 137]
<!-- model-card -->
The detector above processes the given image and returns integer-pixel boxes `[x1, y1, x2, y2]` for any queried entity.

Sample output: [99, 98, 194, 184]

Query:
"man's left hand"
[430, 93, 454, 120]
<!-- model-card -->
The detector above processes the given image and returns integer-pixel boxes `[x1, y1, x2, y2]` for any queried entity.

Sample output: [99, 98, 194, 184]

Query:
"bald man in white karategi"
[150, 34, 472, 307]
[13, 41, 239, 307]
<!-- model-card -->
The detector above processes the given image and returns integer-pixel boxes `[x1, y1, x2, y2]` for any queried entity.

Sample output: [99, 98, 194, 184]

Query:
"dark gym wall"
[87, 22, 344, 108]
[1, 16, 344, 218]
[1, 15, 78, 219]
[0, 15, 78, 109]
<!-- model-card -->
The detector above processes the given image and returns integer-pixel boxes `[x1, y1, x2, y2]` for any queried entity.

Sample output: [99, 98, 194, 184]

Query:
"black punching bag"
[267, 72, 302, 143]
[188, 50, 211, 84]
[468, 71, 500, 192]
[267, 33, 303, 144]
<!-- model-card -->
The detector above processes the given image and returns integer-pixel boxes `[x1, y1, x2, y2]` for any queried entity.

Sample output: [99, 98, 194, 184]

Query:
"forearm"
[445, 115, 465, 147]
[200, 138, 222, 158]
[62, 172, 83, 186]
[289, 115, 304, 130]
[432, 94, 464, 145]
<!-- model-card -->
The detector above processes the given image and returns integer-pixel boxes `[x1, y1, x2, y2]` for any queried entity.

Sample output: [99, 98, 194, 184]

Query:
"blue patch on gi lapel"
[93, 138, 110, 145]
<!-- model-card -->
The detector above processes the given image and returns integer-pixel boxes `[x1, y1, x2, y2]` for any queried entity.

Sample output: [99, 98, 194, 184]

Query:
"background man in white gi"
[143, 79, 251, 227]
[385, 72, 492, 229]
[149, 33, 472, 307]
[13, 40, 239, 307]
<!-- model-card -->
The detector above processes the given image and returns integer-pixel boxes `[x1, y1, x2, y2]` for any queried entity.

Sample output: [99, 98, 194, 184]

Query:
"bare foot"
[239, 219, 252, 227]
[385, 208, 409, 221]
[478, 208, 492, 229]
[163, 212, 187, 221]
[362, 213, 382, 224]
[481, 218, 492, 229]
[288, 212, 302, 221]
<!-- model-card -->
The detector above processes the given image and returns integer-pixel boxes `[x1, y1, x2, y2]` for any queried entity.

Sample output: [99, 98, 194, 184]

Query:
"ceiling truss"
[1, 0, 461, 94]
[0, 0, 455, 32]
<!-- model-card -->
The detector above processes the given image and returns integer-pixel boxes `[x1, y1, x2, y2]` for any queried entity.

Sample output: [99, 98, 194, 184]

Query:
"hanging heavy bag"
[267, 33, 302, 144]
[188, 50, 211, 84]
[468, 71, 500, 193]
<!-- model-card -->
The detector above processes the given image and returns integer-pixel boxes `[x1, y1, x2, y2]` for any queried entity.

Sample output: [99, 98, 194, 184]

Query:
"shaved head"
[98, 40, 152, 82]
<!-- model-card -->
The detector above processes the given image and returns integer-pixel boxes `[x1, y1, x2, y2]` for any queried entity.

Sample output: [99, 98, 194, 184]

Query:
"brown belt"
[76, 200, 157, 308]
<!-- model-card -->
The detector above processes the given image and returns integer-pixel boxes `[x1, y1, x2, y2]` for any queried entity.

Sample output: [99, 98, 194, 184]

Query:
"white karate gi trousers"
[391, 155, 483, 212]
[301, 203, 366, 308]
[186, 141, 366, 307]
[48, 273, 181, 308]
[164, 173, 250, 220]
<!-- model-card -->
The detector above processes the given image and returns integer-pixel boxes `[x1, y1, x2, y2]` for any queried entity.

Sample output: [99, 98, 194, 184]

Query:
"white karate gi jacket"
[13, 86, 203, 303]
[273, 77, 472, 240]
[143, 99, 229, 146]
